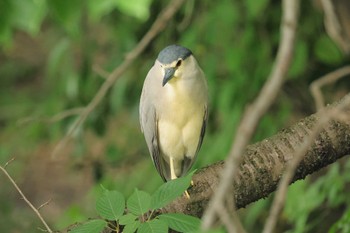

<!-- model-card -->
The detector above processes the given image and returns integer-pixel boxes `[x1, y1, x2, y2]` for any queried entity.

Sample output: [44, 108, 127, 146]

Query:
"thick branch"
[164, 95, 350, 217]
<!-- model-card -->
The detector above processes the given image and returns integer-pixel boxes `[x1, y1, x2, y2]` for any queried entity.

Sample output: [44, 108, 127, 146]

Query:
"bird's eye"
[176, 59, 182, 67]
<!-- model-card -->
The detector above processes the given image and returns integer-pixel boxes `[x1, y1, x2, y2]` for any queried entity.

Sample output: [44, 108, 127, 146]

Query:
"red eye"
[176, 59, 182, 67]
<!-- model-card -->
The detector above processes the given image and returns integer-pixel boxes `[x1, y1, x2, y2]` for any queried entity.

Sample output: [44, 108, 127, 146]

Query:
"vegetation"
[0, 0, 349, 232]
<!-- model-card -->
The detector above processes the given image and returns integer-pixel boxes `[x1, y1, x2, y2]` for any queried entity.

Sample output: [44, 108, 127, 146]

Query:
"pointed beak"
[162, 67, 176, 86]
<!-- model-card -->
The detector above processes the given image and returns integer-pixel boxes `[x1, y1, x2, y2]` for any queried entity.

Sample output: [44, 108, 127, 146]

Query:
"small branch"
[51, 0, 186, 159]
[310, 65, 350, 110]
[0, 163, 53, 233]
[321, 0, 350, 53]
[93, 64, 110, 79]
[37, 199, 52, 211]
[4, 157, 15, 168]
[201, 0, 300, 229]
[17, 107, 85, 126]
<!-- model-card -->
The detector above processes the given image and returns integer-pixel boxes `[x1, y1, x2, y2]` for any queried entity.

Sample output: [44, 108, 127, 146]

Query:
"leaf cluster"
[70, 171, 200, 233]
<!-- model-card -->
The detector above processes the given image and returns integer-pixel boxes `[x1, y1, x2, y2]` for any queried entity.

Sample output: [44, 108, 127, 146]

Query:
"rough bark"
[163, 96, 350, 217]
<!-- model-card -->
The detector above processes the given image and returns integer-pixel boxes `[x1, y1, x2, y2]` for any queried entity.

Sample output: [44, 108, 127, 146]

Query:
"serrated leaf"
[137, 219, 168, 233]
[150, 171, 194, 210]
[159, 213, 200, 232]
[119, 213, 138, 225]
[96, 190, 125, 220]
[127, 189, 151, 215]
[70, 219, 107, 233]
[123, 220, 141, 233]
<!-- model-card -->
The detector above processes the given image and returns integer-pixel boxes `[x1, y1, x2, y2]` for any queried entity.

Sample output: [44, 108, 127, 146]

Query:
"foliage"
[70, 171, 199, 233]
[0, 0, 349, 232]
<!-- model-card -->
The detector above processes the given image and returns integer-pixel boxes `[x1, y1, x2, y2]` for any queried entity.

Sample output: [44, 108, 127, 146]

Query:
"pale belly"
[158, 102, 204, 164]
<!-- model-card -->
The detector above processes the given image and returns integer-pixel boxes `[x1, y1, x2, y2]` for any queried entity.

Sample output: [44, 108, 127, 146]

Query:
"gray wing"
[180, 105, 208, 177]
[139, 64, 169, 181]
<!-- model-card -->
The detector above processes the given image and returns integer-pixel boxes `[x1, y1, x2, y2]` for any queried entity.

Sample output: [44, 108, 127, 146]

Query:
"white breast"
[157, 72, 207, 166]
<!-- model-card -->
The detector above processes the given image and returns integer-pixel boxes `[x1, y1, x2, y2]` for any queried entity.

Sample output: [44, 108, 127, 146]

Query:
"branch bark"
[163, 94, 350, 217]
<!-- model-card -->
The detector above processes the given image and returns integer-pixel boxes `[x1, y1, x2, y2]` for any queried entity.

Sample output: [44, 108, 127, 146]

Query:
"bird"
[139, 45, 208, 185]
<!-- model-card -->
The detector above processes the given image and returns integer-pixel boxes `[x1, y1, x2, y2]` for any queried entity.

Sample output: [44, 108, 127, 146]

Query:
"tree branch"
[262, 94, 350, 233]
[163, 94, 350, 218]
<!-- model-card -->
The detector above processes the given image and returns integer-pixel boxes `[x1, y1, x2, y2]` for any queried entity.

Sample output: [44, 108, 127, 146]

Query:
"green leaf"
[87, 0, 116, 22]
[0, 0, 14, 47]
[158, 213, 200, 232]
[329, 208, 350, 233]
[123, 220, 141, 233]
[48, 0, 82, 36]
[150, 171, 194, 210]
[115, 0, 152, 21]
[127, 188, 151, 215]
[289, 40, 308, 77]
[137, 219, 168, 233]
[314, 35, 343, 64]
[70, 219, 107, 233]
[246, 0, 269, 19]
[12, 0, 47, 35]
[96, 190, 125, 220]
[47, 38, 70, 79]
[119, 213, 138, 225]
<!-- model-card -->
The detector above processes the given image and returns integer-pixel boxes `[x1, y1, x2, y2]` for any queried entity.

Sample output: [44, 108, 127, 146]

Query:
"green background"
[0, 0, 349, 232]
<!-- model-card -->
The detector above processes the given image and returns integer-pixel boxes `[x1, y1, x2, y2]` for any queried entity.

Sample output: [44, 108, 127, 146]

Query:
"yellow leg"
[184, 180, 193, 199]
[170, 158, 190, 199]
[169, 158, 177, 180]
[184, 190, 190, 199]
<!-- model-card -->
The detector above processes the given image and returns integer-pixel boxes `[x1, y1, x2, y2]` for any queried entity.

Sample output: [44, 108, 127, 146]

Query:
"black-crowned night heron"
[139, 45, 208, 186]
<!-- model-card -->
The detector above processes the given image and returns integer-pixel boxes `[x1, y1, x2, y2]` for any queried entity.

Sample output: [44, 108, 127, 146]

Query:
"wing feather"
[139, 64, 169, 181]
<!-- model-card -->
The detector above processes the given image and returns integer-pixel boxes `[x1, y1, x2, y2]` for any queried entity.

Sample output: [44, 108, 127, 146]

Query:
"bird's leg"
[169, 158, 177, 180]
[184, 190, 190, 199]
[170, 158, 190, 199]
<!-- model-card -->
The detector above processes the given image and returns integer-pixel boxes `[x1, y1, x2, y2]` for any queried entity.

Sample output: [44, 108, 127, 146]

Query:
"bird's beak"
[162, 67, 176, 86]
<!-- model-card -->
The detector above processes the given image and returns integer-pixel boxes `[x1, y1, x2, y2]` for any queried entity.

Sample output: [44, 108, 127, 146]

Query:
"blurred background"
[0, 0, 350, 232]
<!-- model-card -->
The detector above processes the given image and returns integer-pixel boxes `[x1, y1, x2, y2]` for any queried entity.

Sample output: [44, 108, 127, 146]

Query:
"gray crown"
[157, 45, 192, 64]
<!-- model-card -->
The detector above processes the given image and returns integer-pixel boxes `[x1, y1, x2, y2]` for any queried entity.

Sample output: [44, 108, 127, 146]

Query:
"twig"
[4, 157, 15, 168]
[201, 0, 300, 229]
[262, 94, 350, 233]
[17, 107, 85, 126]
[0, 164, 53, 233]
[321, 0, 350, 53]
[215, 199, 247, 233]
[178, 0, 195, 31]
[37, 199, 52, 211]
[310, 65, 350, 110]
[216, 202, 236, 233]
[51, 0, 186, 159]
[93, 64, 110, 79]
